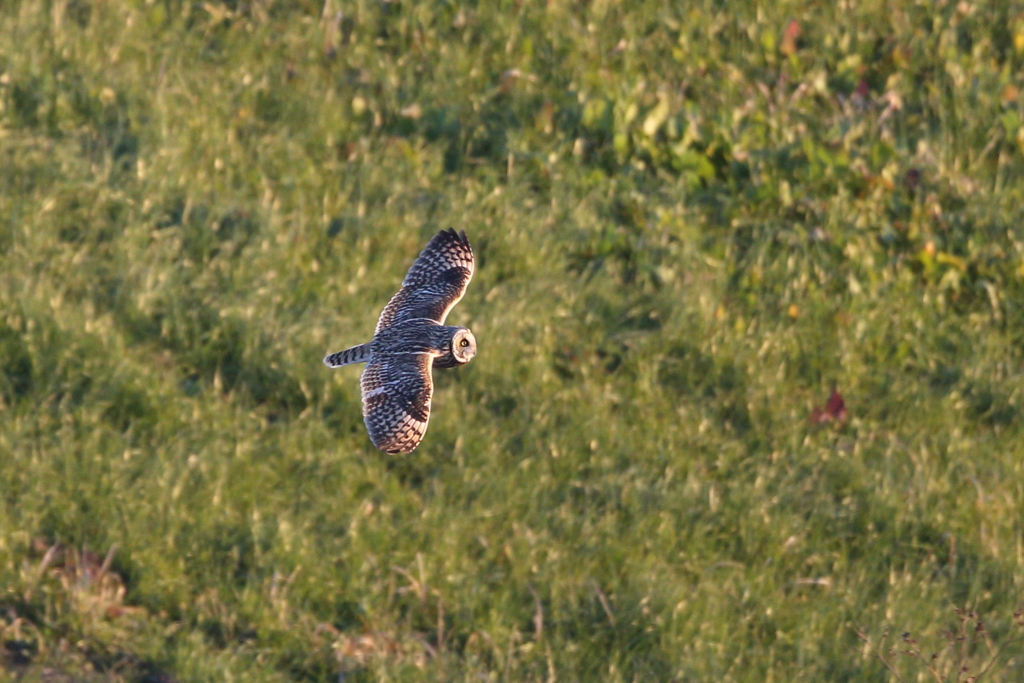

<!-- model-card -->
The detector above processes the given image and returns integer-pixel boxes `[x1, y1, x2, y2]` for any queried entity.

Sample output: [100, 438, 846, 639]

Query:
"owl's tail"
[323, 343, 372, 368]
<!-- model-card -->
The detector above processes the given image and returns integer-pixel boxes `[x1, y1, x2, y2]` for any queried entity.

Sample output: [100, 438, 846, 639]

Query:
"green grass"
[2, 0, 1024, 680]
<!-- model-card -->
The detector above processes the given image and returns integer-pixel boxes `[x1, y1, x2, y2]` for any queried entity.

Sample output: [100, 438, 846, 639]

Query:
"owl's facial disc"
[451, 328, 477, 364]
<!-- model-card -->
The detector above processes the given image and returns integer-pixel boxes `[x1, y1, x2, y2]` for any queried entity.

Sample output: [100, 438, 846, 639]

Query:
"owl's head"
[450, 327, 477, 364]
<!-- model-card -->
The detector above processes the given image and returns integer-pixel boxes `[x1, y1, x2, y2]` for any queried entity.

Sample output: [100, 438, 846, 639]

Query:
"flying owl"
[323, 228, 477, 453]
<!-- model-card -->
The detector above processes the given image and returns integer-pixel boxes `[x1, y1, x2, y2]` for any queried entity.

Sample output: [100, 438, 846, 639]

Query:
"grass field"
[3, 0, 1024, 680]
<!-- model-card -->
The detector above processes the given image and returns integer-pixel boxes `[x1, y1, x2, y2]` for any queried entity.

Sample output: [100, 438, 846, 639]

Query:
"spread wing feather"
[375, 228, 474, 332]
[360, 353, 434, 454]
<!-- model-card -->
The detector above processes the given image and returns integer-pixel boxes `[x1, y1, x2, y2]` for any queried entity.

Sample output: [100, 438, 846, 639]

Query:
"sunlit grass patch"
[2, 0, 1024, 679]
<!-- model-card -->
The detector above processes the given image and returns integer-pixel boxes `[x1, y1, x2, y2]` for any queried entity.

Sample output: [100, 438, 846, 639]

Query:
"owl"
[324, 228, 477, 453]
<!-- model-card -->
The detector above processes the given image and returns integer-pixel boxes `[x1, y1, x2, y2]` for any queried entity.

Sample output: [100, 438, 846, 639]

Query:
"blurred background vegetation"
[2, 0, 1024, 680]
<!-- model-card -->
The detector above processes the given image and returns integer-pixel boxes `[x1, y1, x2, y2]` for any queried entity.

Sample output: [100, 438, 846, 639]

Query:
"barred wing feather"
[375, 228, 474, 332]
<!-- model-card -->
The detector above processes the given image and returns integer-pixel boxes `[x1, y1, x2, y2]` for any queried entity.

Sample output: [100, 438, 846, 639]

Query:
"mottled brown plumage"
[323, 229, 477, 453]
[375, 228, 474, 331]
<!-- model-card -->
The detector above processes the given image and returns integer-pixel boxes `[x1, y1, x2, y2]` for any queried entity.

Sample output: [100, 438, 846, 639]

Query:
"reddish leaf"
[811, 388, 848, 423]
[781, 21, 801, 56]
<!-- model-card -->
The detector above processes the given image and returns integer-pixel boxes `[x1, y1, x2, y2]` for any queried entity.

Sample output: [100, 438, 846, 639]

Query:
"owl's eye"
[460, 338, 469, 348]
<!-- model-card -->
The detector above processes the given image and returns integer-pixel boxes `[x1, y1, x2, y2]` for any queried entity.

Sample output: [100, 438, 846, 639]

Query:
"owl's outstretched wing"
[360, 353, 435, 453]
[375, 228, 474, 333]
